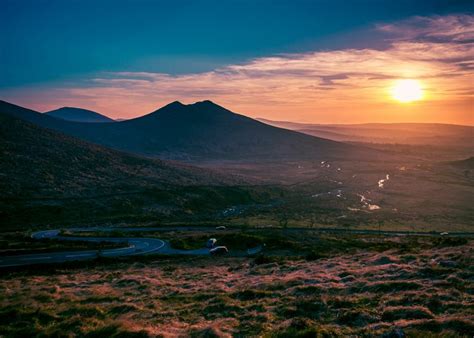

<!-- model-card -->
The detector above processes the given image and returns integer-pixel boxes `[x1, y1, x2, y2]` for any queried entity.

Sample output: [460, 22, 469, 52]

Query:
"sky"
[1, 0, 473, 124]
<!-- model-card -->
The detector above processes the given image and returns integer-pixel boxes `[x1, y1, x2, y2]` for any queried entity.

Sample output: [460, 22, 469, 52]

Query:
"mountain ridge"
[0, 99, 373, 162]
[0, 109, 259, 227]
[45, 107, 115, 123]
[257, 117, 474, 147]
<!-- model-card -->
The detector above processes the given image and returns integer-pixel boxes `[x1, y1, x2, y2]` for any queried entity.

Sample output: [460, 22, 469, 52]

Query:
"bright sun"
[391, 79, 423, 103]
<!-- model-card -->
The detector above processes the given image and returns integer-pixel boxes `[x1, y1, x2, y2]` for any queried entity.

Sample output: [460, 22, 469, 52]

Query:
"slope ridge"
[45, 107, 114, 123]
[0, 100, 368, 162]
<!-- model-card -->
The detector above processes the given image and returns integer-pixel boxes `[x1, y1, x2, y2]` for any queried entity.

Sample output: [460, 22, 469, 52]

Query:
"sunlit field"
[1, 232, 472, 337]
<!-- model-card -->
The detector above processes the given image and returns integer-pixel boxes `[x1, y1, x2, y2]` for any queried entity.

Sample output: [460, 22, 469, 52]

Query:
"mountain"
[449, 157, 474, 169]
[45, 107, 114, 123]
[257, 118, 474, 147]
[0, 110, 261, 228]
[0, 110, 231, 198]
[0, 100, 370, 162]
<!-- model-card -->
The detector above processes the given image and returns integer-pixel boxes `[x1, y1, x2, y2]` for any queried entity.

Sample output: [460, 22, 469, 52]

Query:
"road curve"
[2, 226, 469, 269]
[0, 228, 263, 268]
[0, 230, 171, 268]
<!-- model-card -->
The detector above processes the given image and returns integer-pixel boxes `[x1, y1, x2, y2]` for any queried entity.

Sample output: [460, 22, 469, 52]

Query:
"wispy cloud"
[3, 15, 473, 124]
[377, 14, 474, 43]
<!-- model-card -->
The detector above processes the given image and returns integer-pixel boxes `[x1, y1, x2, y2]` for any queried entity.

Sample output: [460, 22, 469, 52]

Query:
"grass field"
[1, 232, 472, 337]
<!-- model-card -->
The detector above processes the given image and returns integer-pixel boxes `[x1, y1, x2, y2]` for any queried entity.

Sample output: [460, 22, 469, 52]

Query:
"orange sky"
[2, 15, 473, 125]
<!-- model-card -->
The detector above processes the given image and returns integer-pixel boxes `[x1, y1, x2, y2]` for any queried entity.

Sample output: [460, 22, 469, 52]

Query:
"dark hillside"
[0, 100, 374, 162]
[0, 112, 269, 229]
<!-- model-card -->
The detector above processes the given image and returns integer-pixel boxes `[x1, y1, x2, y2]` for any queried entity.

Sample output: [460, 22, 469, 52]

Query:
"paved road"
[0, 229, 171, 268]
[0, 228, 262, 268]
[1, 226, 471, 268]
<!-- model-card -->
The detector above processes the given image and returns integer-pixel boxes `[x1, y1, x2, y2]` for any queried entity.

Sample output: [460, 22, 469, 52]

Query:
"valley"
[1, 100, 472, 233]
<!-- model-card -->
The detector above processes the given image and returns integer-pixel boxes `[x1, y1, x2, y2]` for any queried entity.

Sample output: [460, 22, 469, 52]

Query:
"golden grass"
[0, 238, 473, 337]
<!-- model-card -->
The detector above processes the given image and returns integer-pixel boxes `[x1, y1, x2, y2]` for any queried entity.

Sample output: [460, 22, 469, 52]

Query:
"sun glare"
[391, 79, 423, 103]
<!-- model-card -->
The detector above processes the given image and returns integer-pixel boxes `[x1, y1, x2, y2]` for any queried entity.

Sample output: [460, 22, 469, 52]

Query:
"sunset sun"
[391, 79, 424, 103]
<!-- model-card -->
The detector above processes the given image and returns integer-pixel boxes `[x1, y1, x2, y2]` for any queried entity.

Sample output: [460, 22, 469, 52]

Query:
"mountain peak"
[53, 106, 93, 112]
[194, 99, 215, 105]
[60, 106, 80, 110]
[165, 100, 222, 108]
[45, 106, 114, 123]
[146, 100, 230, 119]
[188, 100, 230, 115]
[168, 100, 185, 107]
[191, 100, 220, 108]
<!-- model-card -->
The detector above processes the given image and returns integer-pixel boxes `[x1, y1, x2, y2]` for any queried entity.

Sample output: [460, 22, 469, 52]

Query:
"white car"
[215, 226, 226, 230]
[210, 246, 228, 255]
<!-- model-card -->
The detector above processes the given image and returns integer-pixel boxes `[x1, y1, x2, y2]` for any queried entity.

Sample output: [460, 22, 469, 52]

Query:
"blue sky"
[1, 0, 472, 88]
[1, 1, 473, 124]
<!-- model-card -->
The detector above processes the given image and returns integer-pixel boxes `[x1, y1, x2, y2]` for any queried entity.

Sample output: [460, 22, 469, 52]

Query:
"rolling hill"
[0, 111, 233, 198]
[0, 100, 369, 162]
[0, 110, 266, 228]
[257, 118, 474, 147]
[45, 107, 114, 123]
[449, 157, 474, 169]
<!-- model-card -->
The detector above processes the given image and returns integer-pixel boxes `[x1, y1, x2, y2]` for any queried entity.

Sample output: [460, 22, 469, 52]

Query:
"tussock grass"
[0, 235, 472, 336]
[381, 306, 434, 321]
[359, 280, 423, 293]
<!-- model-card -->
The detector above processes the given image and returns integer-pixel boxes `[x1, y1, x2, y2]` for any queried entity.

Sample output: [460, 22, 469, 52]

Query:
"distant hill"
[0, 100, 371, 162]
[257, 118, 474, 148]
[45, 107, 114, 123]
[449, 157, 474, 169]
[0, 110, 260, 228]
[0, 111, 231, 198]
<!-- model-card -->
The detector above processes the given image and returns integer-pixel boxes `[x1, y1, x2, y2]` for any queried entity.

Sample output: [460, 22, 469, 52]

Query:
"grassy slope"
[0, 113, 273, 229]
[0, 112, 235, 197]
[0, 233, 472, 337]
[1, 103, 472, 232]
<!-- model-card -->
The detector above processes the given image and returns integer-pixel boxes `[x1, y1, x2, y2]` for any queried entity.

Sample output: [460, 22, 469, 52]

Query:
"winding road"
[0, 228, 260, 268]
[1, 226, 471, 268]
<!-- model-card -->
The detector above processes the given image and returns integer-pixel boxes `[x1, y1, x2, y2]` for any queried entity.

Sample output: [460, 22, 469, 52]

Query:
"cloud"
[3, 15, 473, 124]
[377, 15, 474, 43]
